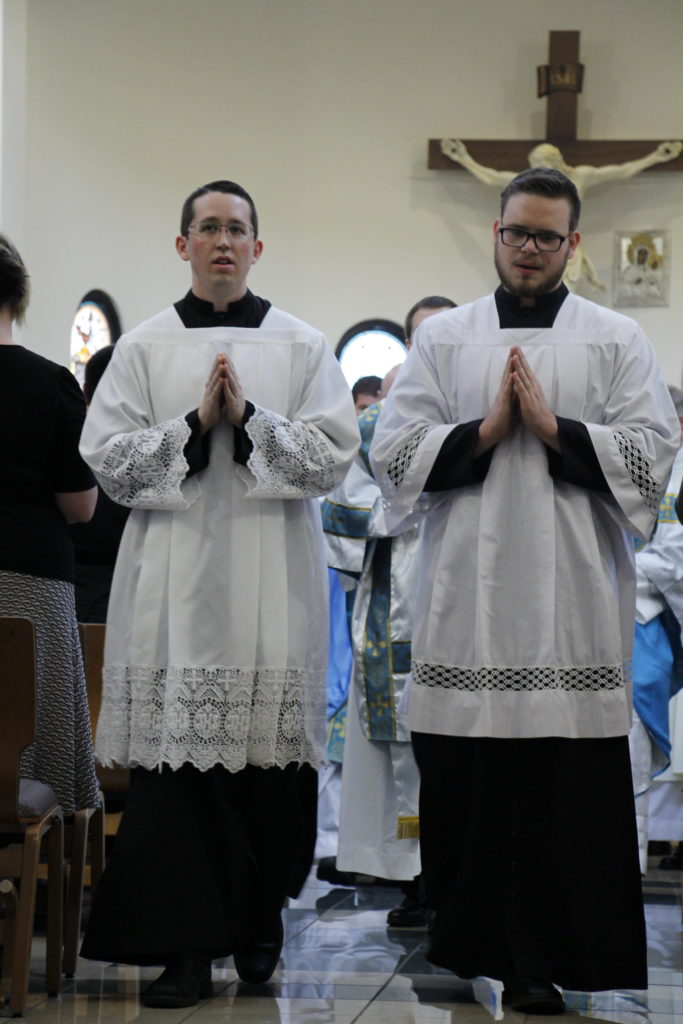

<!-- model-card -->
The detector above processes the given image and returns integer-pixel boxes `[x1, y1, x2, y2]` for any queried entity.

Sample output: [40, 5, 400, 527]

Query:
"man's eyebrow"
[200, 217, 249, 226]
[505, 223, 563, 234]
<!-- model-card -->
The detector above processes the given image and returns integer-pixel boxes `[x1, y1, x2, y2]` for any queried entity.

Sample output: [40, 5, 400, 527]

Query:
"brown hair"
[0, 234, 30, 324]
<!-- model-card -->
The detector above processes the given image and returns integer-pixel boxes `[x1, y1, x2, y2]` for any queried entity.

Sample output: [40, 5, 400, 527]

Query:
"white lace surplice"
[79, 306, 359, 772]
[370, 293, 681, 741]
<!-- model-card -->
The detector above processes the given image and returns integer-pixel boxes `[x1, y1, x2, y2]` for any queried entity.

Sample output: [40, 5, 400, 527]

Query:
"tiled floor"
[14, 859, 683, 1023]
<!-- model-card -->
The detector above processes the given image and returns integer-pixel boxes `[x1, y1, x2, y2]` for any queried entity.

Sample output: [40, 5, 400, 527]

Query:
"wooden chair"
[79, 623, 131, 843]
[0, 616, 64, 1017]
[62, 798, 105, 977]
[60, 626, 111, 978]
[62, 622, 131, 978]
[0, 880, 18, 1005]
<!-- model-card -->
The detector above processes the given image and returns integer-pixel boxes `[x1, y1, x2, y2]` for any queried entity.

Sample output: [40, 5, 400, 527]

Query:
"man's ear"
[251, 239, 263, 265]
[176, 235, 190, 262]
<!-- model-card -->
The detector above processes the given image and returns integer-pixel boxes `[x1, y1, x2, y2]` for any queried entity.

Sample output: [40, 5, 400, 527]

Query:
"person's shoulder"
[2, 344, 58, 372]
[262, 305, 321, 336]
[261, 307, 331, 356]
[4, 345, 80, 389]
[115, 307, 185, 354]
[127, 306, 182, 334]
[560, 293, 643, 334]
[416, 294, 495, 343]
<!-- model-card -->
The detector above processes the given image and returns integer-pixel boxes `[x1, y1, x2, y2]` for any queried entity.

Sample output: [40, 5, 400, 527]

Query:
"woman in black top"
[0, 234, 99, 814]
[70, 345, 130, 623]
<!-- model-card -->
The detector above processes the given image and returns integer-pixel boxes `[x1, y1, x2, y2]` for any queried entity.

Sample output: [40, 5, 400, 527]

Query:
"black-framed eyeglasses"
[498, 226, 568, 253]
[188, 219, 253, 240]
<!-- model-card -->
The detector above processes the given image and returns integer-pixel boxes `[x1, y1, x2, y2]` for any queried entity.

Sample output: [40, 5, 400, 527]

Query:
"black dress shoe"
[316, 856, 361, 886]
[503, 976, 565, 1015]
[386, 894, 428, 928]
[233, 915, 283, 985]
[141, 953, 213, 1008]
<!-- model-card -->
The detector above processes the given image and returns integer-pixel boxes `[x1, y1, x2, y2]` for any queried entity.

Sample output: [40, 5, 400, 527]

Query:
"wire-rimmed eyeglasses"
[188, 219, 253, 240]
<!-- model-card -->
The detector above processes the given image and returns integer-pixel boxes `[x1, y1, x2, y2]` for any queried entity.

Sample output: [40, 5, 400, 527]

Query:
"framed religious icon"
[69, 289, 122, 385]
[613, 230, 670, 308]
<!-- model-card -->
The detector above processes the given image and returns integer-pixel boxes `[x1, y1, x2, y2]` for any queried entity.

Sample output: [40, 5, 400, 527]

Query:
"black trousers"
[81, 761, 317, 965]
[412, 732, 647, 992]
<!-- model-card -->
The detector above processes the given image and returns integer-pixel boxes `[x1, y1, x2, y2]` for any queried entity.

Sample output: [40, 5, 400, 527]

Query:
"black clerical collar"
[174, 289, 271, 329]
[495, 283, 569, 329]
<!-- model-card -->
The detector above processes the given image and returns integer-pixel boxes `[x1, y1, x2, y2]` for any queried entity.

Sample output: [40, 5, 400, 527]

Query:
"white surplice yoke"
[370, 293, 680, 741]
[79, 305, 360, 773]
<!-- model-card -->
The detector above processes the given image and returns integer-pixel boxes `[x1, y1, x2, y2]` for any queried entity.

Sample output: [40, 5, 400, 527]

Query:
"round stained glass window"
[335, 319, 406, 387]
[70, 290, 121, 385]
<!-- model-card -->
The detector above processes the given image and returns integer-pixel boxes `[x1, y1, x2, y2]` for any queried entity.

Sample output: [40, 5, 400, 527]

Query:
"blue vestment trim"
[358, 403, 381, 475]
[321, 500, 372, 539]
[327, 700, 347, 763]
[635, 490, 680, 552]
[658, 492, 679, 525]
[361, 538, 411, 740]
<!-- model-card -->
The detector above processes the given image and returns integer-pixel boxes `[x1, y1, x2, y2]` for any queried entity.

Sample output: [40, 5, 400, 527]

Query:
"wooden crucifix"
[428, 31, 683, 173]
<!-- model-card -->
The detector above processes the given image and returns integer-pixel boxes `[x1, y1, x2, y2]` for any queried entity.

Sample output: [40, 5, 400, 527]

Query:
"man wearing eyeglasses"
[79, 181, 359, 1006]
[371, 167, 680, 1014]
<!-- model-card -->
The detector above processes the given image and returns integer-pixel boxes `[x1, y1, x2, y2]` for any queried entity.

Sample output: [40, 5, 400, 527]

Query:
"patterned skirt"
[0, 570, 100, 814]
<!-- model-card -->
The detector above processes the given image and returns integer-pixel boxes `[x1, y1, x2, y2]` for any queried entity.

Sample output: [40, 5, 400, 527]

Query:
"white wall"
[0, 0, 26, 243]
[6, 0, 683, 383]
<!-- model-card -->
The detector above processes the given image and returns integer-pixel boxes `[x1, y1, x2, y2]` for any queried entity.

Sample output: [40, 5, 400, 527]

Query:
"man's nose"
[520, 234, 541, 253]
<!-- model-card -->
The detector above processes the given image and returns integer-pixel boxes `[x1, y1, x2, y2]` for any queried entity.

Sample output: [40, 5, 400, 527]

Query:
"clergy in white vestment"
[631, 394, 683, 868]
[370, 167, 680, 1015]
[322, 296, 455, 929]
[78, 180, 359, 1007]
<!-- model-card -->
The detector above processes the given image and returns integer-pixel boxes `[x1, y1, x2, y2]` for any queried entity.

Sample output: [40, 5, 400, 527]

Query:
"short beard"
[494, 247, 568, 300]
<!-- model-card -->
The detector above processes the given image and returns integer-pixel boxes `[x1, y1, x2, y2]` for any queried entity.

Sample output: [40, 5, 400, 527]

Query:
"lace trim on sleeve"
[242, 405, 336, 498]
[95, 665, 326, 772]
[387, 428, 429, 488]
[99, 416, 194, 509]
[614, 430, 662, 515]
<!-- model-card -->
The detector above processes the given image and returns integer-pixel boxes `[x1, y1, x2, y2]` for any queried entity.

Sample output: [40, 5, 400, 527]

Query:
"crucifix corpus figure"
[431, 32, 683, 291]
[440, 138, 682, 291]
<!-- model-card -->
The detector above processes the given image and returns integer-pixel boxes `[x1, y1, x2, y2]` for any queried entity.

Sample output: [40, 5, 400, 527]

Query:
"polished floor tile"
[9, 858, 683, 1023]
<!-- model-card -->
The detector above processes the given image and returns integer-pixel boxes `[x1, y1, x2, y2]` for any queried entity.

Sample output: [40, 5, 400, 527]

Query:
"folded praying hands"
[475, 346, 559, 456]
[198, 354, 247, 433]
